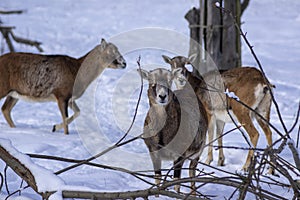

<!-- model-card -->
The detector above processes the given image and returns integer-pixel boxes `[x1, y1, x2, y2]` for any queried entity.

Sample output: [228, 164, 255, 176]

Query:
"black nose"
[159, 94, 167, 101]
[122, 62, 127, 68]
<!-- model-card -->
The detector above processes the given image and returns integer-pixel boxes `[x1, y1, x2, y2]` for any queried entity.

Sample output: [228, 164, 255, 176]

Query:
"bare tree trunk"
[186, 0, 247, 72]
[206, 0, 222, 71]
[222, 0, 240, 69]
[185, 7, 201, 73]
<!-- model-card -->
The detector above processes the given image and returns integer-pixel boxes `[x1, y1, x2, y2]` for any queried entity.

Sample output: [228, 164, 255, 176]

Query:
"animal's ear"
[137, 69, 149, 80]
[162, 55, 172, 64]
[100, 38, 107, 49]
[188, 53, 197, 64]
[172, 68, 183, 77]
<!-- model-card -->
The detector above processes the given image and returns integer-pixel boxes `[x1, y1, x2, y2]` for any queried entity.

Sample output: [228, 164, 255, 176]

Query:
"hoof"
[205, 158, 213, 165]
[217, 158, 225, 166]
[9, 124, 16, 128]
[268, 167, 279, 177]
[52, 125, 56, 132]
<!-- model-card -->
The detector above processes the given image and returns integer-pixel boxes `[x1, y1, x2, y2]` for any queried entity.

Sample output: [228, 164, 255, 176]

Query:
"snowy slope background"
[0, 0, 299, 199]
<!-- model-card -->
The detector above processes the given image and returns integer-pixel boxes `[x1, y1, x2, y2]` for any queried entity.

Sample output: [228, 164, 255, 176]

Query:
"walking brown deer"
[138, 68, 207, 194]
[162, 55, 274, 174]
[0, 39, 126, 134]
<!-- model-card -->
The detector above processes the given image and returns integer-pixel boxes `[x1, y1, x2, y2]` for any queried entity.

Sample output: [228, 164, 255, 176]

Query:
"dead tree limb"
[0, 26, 15, 52]
[0, 142, 38, 193]
[288, 140, 300, 171]
[0, 10, 24, 15]
[0, 26, 43, 52]
[0, 8, 43, 53]
[10, 30, 43, 52]
[62, 188, 201, 200]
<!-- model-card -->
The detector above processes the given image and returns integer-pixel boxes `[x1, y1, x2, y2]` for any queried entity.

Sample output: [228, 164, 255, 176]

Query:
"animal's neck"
[77, 51, 90, 65]
[72, 45, 106, 99]
[150, 104, 167, 114]
[186, 71, 199, 90]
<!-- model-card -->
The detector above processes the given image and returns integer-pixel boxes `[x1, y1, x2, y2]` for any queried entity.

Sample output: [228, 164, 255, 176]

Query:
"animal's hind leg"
[53, 98, 69, 134]
[255, 93, 274, 174]
[205, 116, 215, 165]
[189, 156, 199, 196]
[216, 120, 225, 166]
[234, 107, 260, 171]
[1, 96, 18, 128]
[53, 101, 80, 132]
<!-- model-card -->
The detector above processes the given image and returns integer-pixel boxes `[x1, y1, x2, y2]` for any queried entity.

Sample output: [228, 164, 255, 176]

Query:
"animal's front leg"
[150, 153, 161, 197]
[52, 101, 80, 133]
[205, 118, 215, 165]
[173, 157, 184, 193]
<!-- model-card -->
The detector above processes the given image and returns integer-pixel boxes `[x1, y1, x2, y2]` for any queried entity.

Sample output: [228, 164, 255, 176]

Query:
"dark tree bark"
[186, 0, 250, 73]
[185, 7, 201, 73]
[222, 0, 239, 70]
[206, 0, 222, 72]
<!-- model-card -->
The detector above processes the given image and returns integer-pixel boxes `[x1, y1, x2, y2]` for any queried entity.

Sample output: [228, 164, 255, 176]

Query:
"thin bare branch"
[54, 57, 144, 175]
[10, 31, 43, 52]
[288, 101, 300, 134]
[241, 0, 250, 16]
[116, 55, 143, 145]
[0, 10, 24, 15]
[288, 140, 300, 171]
[28, 153, 155, 186]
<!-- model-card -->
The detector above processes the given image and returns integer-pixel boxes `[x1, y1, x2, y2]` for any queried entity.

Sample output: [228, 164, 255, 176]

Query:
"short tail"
[263, 84, 275, 94]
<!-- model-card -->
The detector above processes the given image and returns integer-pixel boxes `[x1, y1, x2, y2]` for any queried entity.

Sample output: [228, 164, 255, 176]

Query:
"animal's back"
[221, 67, 272, 109]
[0, 52, 81, 100]
[221, 67, 268, 89]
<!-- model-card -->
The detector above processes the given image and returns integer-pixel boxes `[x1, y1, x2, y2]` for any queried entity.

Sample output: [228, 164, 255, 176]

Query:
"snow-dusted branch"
[0, 139, 65, 199]
[61, 188, 199, 200]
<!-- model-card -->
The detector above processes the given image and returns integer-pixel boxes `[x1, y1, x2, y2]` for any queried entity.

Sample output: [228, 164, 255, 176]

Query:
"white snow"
[224, 88, 240, 101]
[0, 139, 65, 193]
[0, 0, 299, 199]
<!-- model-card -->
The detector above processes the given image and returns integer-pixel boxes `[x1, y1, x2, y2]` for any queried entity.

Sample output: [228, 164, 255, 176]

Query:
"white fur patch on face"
[185, 64, 193, 72]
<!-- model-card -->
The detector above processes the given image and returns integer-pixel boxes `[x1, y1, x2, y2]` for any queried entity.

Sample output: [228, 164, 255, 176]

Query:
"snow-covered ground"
[0, 0, 299, 199]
